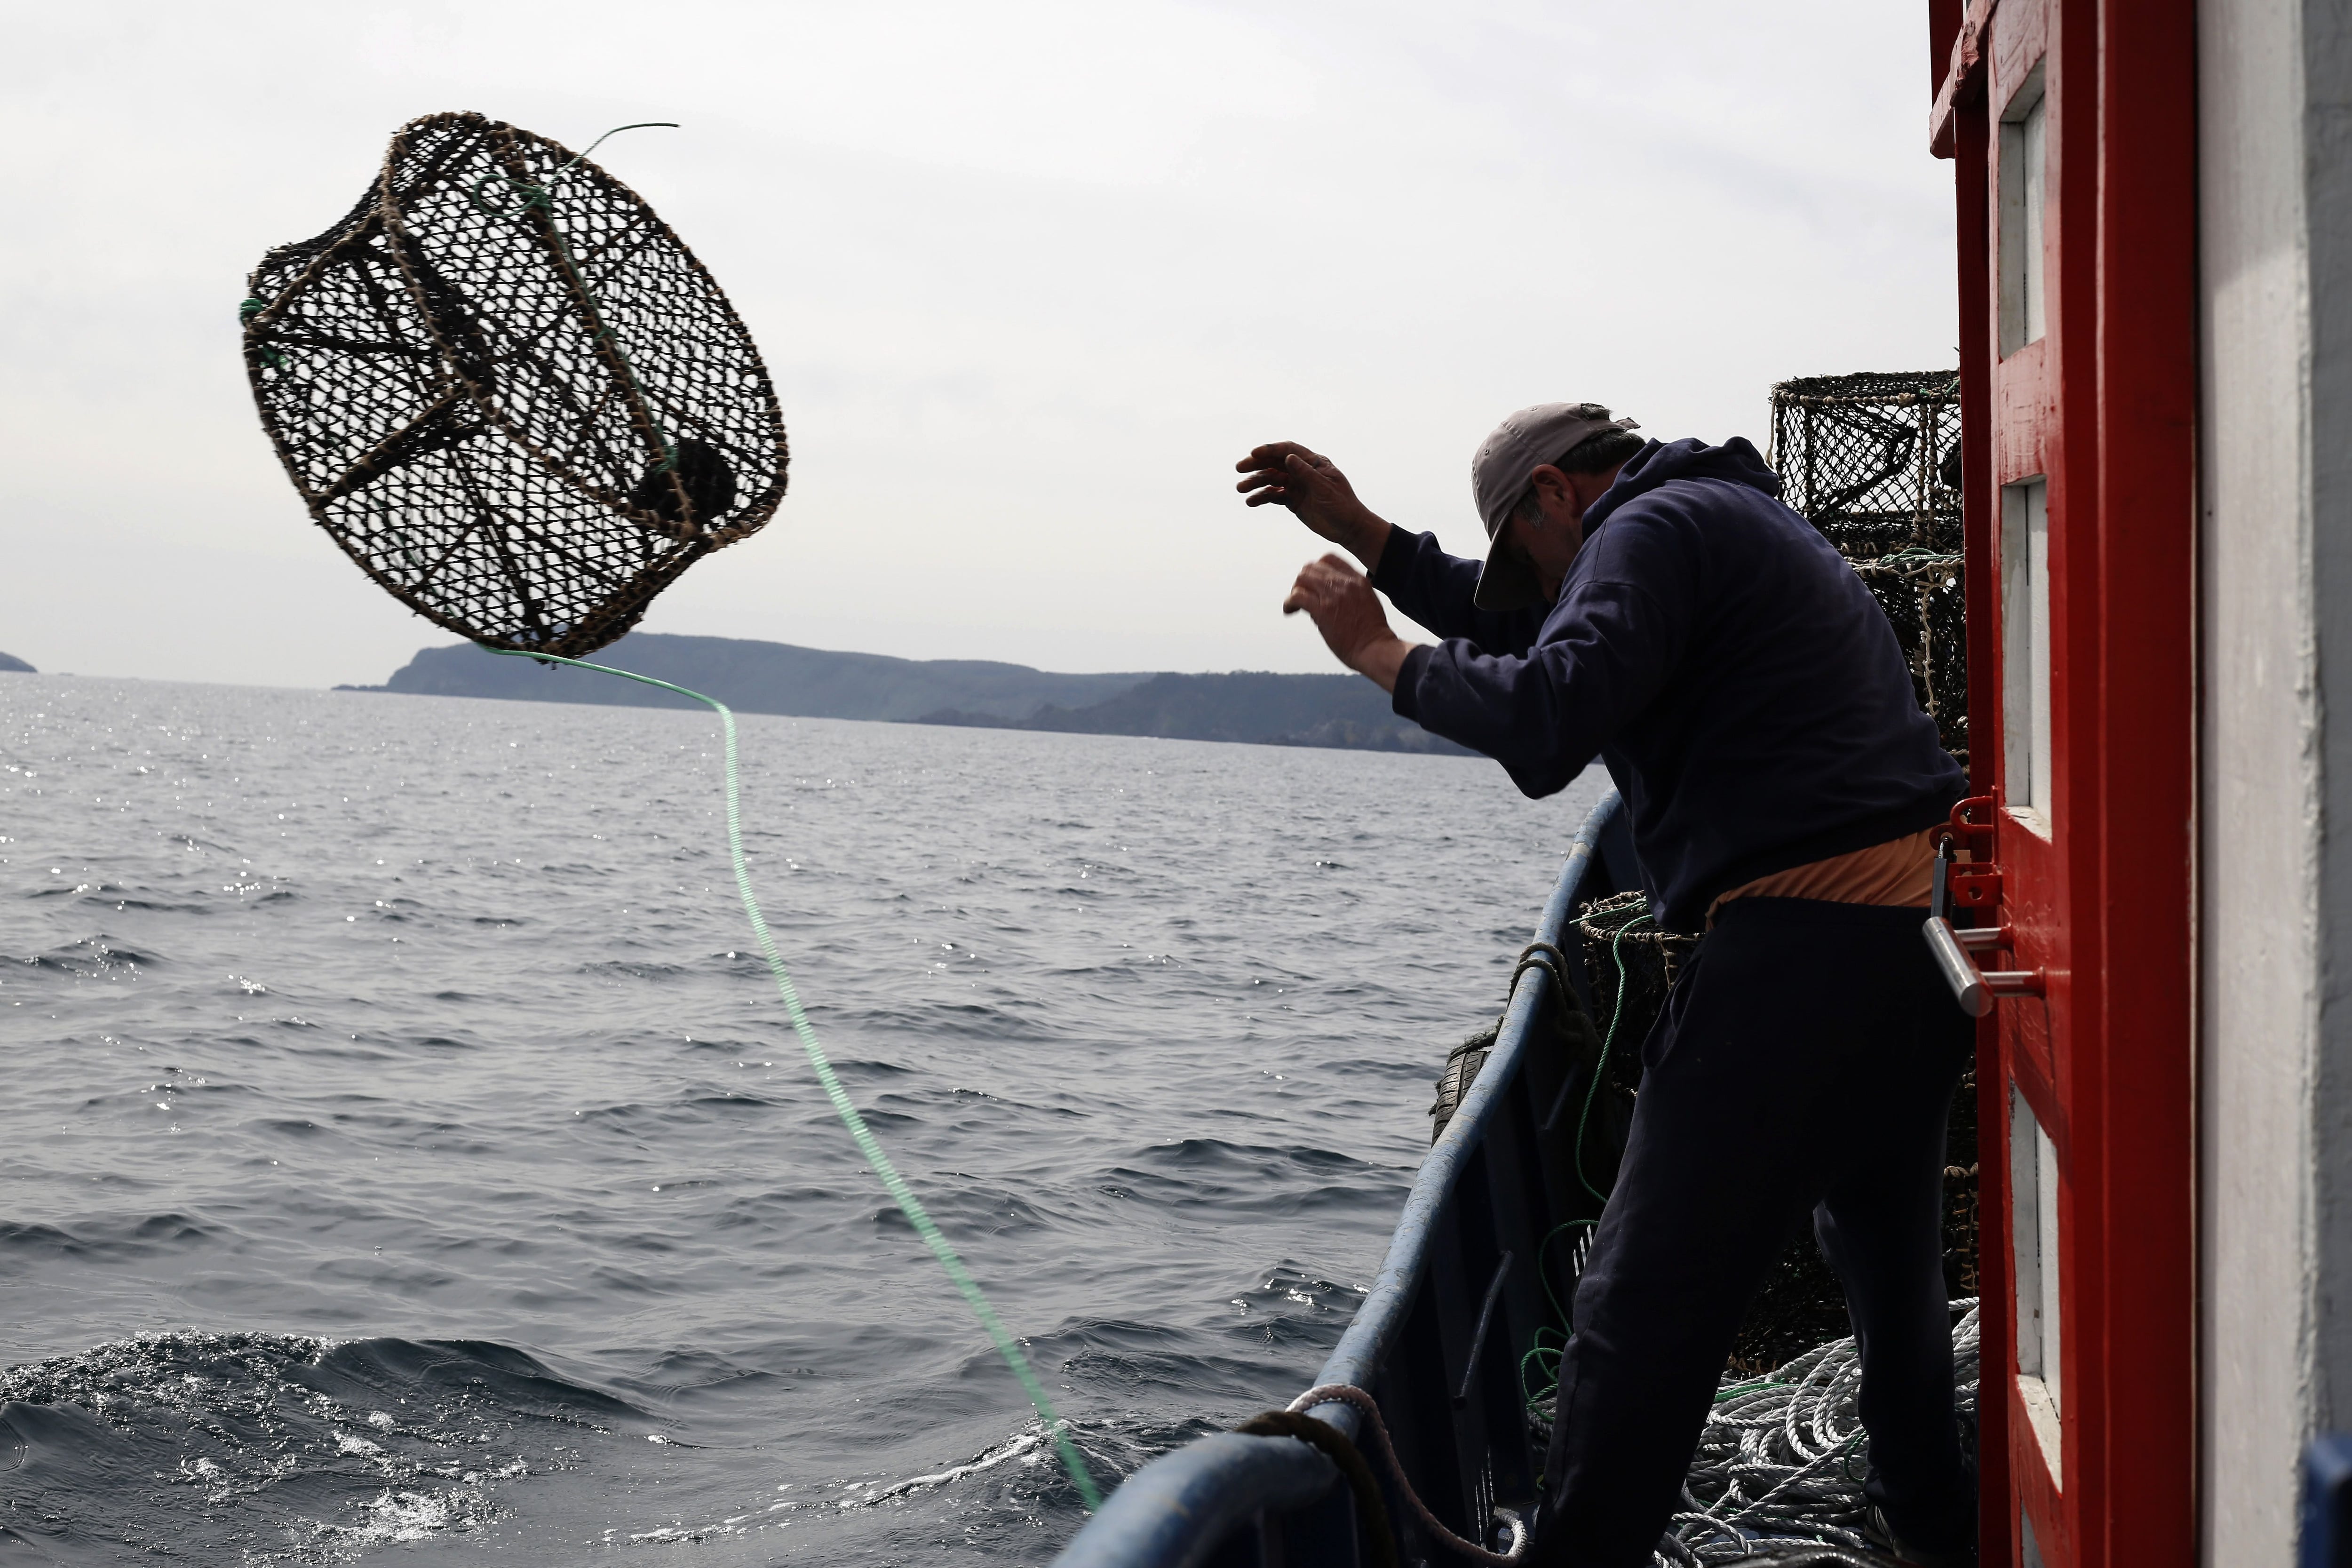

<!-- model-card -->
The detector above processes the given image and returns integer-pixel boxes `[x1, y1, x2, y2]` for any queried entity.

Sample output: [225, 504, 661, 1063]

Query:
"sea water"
[0, 676, 1606, 1564]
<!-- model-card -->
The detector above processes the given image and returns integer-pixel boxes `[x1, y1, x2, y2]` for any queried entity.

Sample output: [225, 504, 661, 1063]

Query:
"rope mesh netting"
[240, 112, 787, 658]
[1769, 371, 1965, 765]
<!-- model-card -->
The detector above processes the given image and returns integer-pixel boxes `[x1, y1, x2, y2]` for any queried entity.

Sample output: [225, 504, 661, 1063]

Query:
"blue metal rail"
[1057, 792, 1639, 1568]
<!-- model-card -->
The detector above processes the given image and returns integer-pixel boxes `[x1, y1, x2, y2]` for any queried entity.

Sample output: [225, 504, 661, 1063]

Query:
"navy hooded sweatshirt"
[1379, 436, 1965, 933]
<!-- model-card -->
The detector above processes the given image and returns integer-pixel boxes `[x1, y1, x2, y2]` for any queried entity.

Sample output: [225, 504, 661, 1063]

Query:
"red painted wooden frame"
[1929, 2, 2196, 1565]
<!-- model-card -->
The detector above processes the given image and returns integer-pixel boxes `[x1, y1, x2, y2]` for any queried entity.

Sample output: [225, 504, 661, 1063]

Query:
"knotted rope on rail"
[1232, 1409, 1399, 1568]
[1429, 939, 1600, 1145]
[1285, 1384, 1526, 1564]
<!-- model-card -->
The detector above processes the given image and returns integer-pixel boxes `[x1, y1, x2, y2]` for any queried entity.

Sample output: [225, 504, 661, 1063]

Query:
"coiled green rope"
[1573, 907, 1649, 1203]
[485, 645, 1103, 1509]
[1524, 901, 1654, 1417]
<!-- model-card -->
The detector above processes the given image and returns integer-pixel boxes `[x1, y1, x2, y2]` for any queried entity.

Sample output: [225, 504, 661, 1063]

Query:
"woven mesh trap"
[1769, 371, 1965, 763]
[240, 111, 787, 657]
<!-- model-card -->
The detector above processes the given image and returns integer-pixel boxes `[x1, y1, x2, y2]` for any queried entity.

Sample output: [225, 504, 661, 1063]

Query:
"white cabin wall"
[2302, 0, 2352, 1467]
[2198, 0, 2314, 1560]
[2197, 0, 2352, 1560]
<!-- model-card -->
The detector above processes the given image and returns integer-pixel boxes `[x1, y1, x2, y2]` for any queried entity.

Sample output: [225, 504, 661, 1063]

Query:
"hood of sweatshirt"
[1582, 437, 1782, 535]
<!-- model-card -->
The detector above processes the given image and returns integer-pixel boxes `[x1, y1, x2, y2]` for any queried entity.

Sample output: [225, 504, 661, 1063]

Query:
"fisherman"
[1238, 405, 1977, 1568]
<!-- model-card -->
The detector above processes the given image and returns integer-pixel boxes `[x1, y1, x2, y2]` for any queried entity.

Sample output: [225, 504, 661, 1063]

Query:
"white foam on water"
[841, 1425, 1047, 1509]
[330, 1483, 494, 1546]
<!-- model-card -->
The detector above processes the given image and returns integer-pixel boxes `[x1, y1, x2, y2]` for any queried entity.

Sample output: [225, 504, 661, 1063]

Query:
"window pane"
[2011, 1084, 2065, 1479]
[2021, 96, 2048, 342]
[1999, 63, 2049, 356]
[2010, 1085, 2050, 1384]
[2002, 478, 2052, 824]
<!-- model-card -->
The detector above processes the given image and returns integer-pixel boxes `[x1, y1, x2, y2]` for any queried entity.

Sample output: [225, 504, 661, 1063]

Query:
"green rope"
[1524, 906, 1659, 1414]
[1712, 1375, 1780, 1404]
[1519, 1334, 1562, 1414]
[1573, 909, 1649, 1203]
[1518, 1218, 1598, 1416]
[238, 296, 287, 370]
[485, 645, 1103, 1509]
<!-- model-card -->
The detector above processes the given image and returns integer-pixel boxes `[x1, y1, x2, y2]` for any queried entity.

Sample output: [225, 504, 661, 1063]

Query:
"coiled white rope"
[1287, 1384, 1526, 1563]
[1525, 1301, 1984, 1566]
[1368, 1301, 1981, 1566]
[1650, 1302, 1979, 1566]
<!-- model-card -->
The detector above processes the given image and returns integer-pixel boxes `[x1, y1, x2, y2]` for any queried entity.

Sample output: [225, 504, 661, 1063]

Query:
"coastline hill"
[921, 671, 1467, 754]
[350, 635, 1468, 755]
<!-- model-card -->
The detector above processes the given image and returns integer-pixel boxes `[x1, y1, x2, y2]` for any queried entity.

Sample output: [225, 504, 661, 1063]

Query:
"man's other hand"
[1236, 442, 1391, 571]
[1283, 554, 1416, 693]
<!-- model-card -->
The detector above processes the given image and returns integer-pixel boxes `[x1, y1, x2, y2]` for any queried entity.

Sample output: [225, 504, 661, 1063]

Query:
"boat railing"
[1055, 790, 1639, 1568]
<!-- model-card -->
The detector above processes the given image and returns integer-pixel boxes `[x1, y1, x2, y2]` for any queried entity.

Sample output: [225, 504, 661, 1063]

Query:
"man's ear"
[1526, 464, 1573, 520]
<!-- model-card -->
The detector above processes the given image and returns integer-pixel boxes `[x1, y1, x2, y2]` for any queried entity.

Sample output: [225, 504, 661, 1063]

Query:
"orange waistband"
[1707, 826, 1939, 923]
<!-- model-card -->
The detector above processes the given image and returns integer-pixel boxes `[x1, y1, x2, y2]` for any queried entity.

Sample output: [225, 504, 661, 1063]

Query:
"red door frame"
[1928, 4, 2195, 1565]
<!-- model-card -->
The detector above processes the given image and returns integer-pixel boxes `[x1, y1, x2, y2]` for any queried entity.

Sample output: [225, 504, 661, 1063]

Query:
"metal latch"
[1947, 865, 2003, 910]
[1923, 916, 2044, 1017]
[1941, 793, 2004, 911]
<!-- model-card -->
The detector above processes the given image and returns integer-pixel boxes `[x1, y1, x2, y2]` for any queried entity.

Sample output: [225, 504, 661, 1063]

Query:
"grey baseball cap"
[1470, 402, 1641, 610]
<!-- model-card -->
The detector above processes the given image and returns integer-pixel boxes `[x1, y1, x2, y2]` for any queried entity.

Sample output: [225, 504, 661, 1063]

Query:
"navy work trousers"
[1533, 897, 1977, 1567]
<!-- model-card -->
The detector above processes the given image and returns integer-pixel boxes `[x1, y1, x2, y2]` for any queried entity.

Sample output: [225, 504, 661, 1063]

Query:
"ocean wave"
[2, 677, 1605, 1564]
[0, 1332, 642, 1563]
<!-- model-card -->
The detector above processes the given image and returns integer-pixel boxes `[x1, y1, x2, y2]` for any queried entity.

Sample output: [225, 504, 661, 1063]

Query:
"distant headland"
[341, 639, 1458, 762]
[0, 651, 35, 674]
[342, 635, 1468, 757]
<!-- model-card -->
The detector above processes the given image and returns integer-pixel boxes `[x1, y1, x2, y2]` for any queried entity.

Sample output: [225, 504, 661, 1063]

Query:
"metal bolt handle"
[1924, 915, 2045, 1016]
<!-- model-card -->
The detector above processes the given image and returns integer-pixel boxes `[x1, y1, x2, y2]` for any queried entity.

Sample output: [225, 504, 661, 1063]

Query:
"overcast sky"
[1, 1, 1955, 689]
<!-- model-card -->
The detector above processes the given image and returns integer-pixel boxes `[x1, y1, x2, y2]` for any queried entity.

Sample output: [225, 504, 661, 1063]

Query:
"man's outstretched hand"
[1236, 442, 1391, 571]
[1284, 554, 1416, 693]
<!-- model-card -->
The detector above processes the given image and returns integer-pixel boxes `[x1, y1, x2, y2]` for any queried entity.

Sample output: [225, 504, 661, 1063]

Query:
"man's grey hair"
[1508, 418, 1648, 522]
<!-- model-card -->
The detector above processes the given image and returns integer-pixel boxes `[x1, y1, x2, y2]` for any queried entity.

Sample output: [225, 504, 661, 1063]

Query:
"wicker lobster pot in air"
[240, 111, 787, 658]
